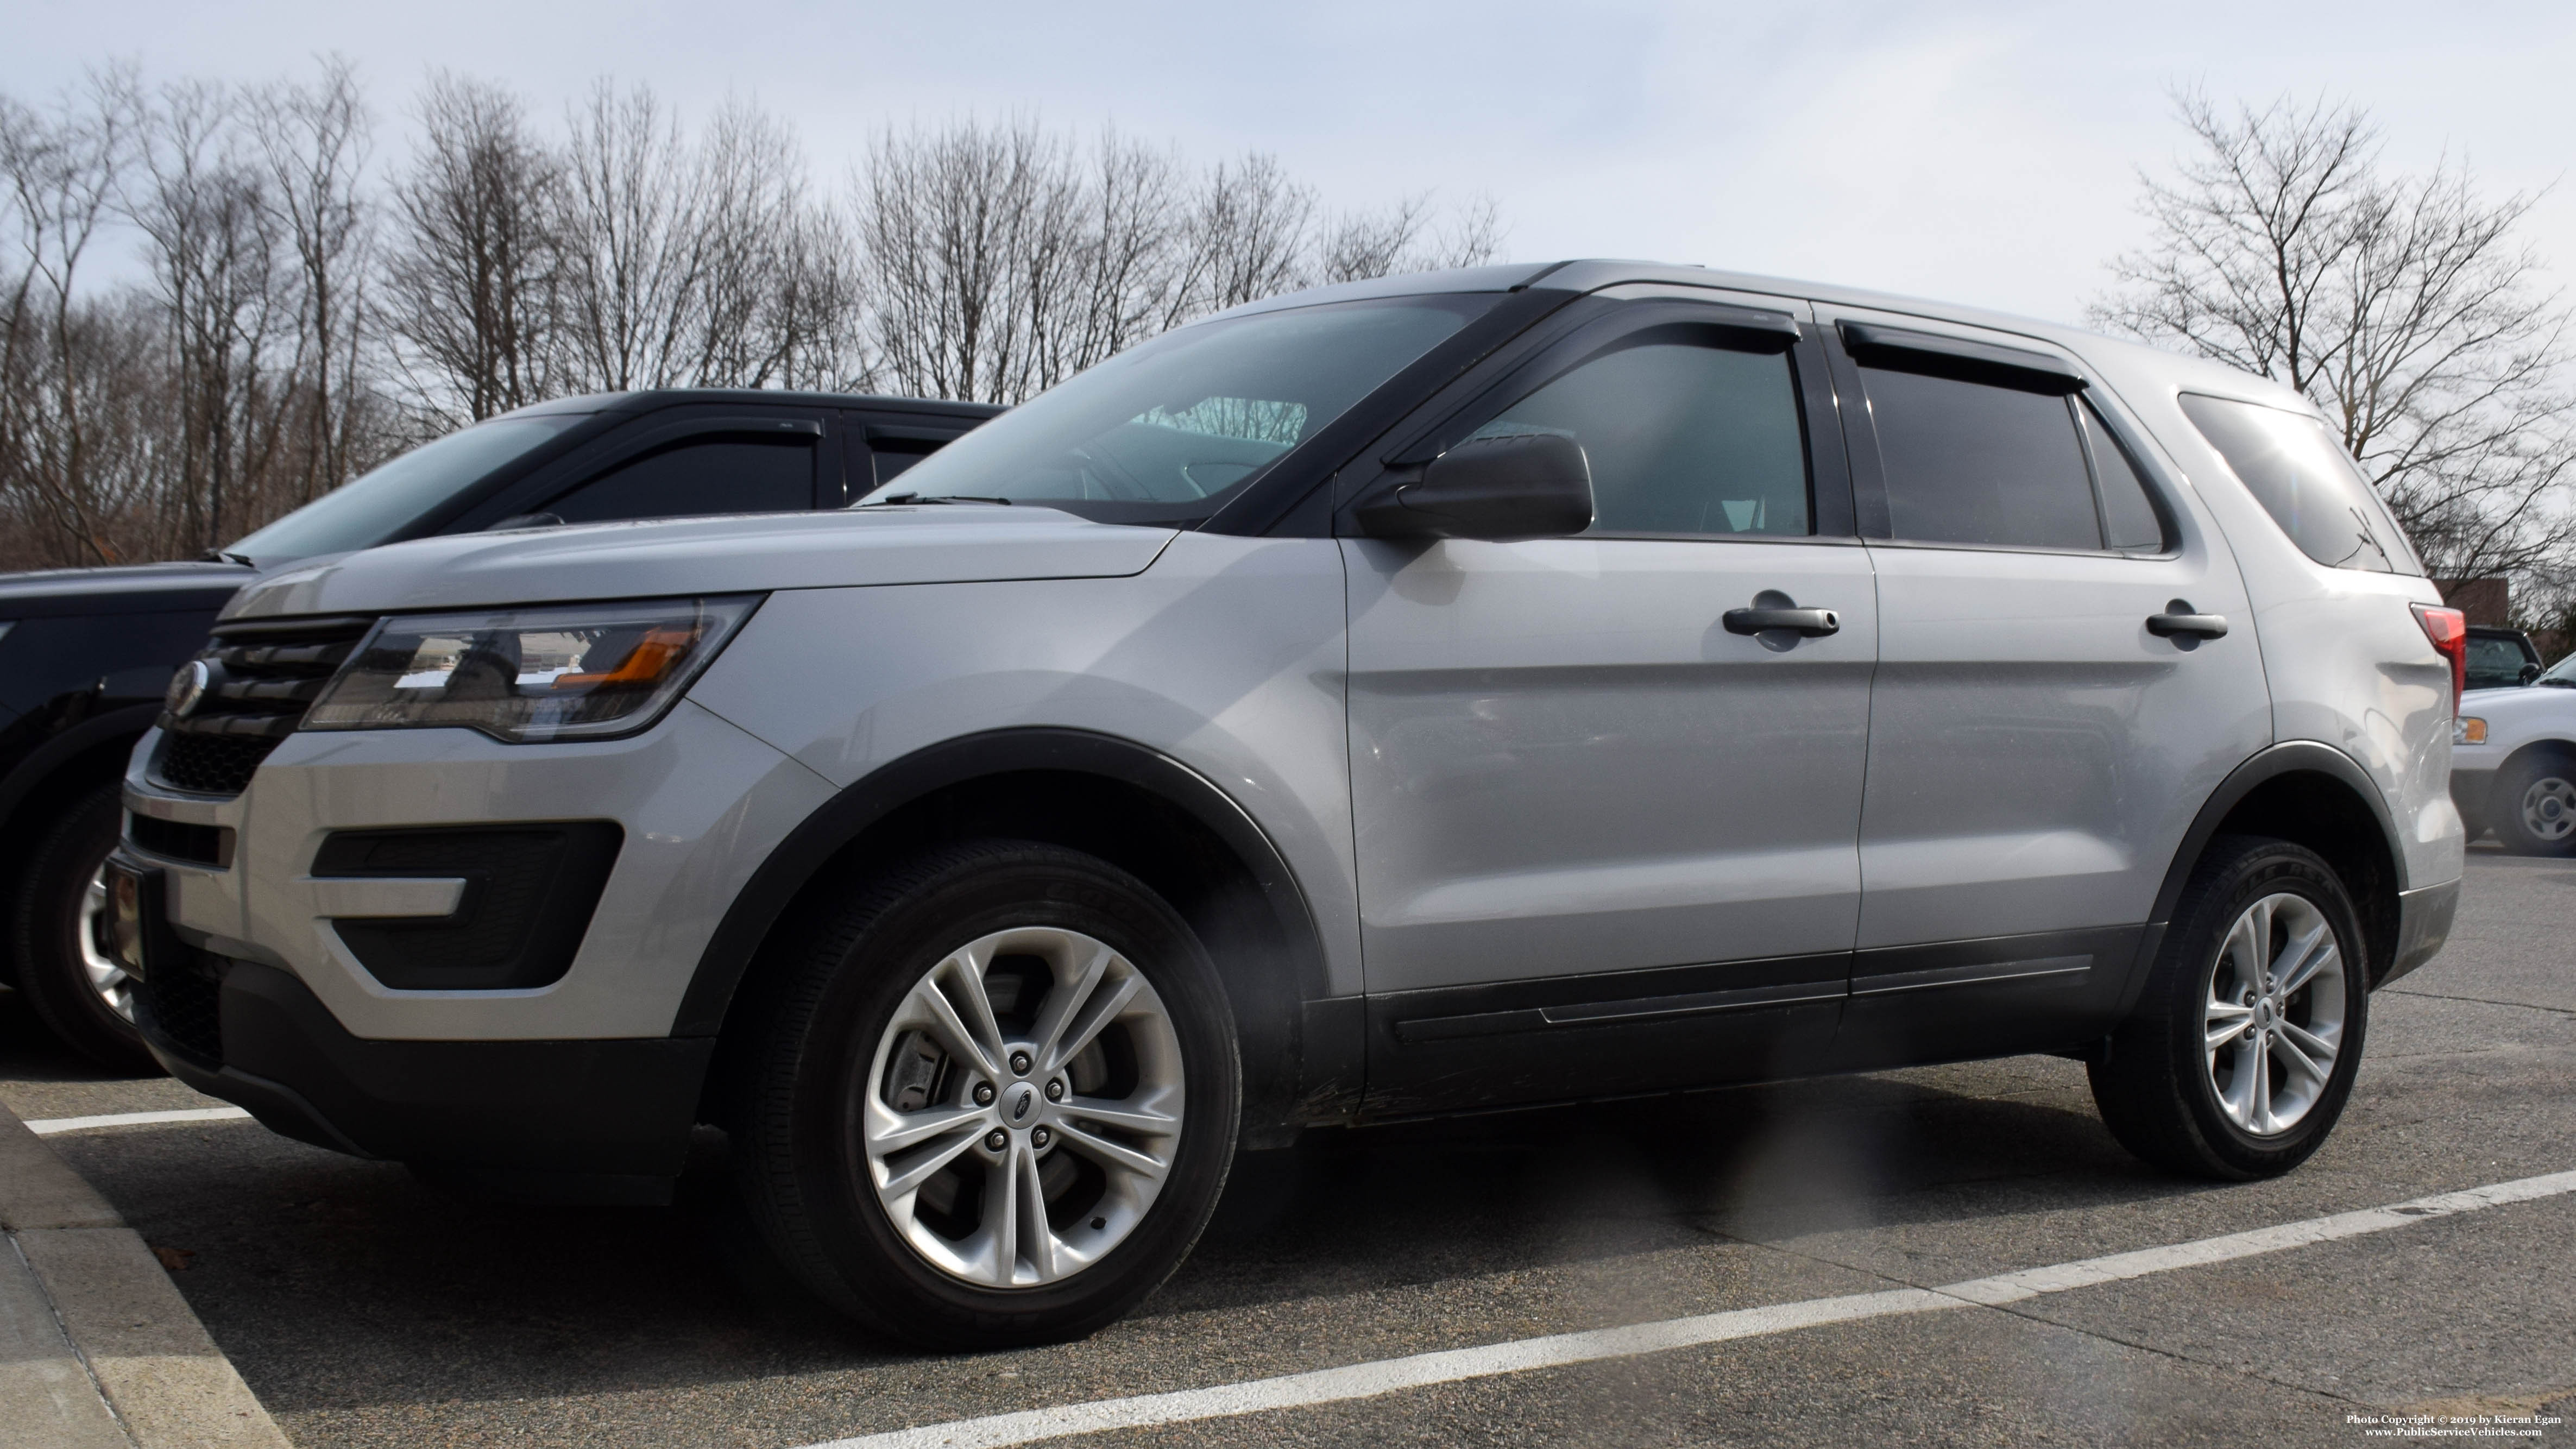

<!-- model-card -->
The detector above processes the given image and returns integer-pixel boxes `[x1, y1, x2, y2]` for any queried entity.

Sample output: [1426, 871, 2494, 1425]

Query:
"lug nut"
[1031, 1126, 1052, 1149]
[985, 1129, 1007, 1152]
[1045, 1080, 1064, 1102]
[973, 1082, 996, 1106]
[1010, 1050, 1033, 1076]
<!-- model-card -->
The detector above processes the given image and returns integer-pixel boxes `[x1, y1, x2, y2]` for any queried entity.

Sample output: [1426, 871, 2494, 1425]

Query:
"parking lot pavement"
[3, 842, 2569, 1449]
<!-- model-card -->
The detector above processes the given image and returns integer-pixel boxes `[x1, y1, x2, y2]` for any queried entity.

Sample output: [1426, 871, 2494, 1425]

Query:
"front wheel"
[12, 783, 162, 1074]
[2089, 835, 2368, 1180]
[2492, 752, 2576, 856]
[730, 840, 1239, 1348]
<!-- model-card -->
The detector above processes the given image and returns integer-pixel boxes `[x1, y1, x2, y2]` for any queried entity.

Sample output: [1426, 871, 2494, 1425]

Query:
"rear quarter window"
[2176, 394, 2422, 575]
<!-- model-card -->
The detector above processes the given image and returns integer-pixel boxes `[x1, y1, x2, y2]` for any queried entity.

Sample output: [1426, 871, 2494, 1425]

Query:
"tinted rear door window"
[2079, 402, 2168, 552]
[546, 435, 817, 525]
[1863, 366, 2101, 551]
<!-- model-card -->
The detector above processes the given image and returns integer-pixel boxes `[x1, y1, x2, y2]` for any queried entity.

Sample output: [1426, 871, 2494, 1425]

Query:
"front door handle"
[2146, 603, 2229, 640]
[1723, 606, 1841, 638]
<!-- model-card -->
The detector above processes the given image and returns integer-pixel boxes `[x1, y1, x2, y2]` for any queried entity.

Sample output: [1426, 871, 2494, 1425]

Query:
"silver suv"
[111, 261, 2466, 1348]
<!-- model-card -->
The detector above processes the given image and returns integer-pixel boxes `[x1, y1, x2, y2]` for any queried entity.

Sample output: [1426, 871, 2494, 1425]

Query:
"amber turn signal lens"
[2454, 717, 2487, 745]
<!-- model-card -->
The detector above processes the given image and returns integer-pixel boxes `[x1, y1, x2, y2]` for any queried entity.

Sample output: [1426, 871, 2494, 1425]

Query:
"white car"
[2452, 654, 2576, 854]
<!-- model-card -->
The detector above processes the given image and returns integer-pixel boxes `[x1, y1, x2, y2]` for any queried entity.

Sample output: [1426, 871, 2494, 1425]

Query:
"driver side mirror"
[2521, 662, 2543, 685]
[1355, 432, 1595, 541]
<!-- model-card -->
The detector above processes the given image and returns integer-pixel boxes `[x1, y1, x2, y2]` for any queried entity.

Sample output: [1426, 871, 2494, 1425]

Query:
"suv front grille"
[152, 616, 374, 797]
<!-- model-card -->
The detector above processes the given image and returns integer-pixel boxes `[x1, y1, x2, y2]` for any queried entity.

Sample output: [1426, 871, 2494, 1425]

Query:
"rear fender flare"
[2122, 740, 2405, 1010]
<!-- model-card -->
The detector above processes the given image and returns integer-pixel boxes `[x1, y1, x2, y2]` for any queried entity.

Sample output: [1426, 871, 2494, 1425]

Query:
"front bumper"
[122, 870, 710, 1198]
[121, 699, 833, 1041]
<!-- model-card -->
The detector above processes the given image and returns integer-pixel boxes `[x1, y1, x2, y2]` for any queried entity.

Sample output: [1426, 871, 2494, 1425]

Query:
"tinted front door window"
[547, 435, 817, 525]
[1474, 342, 1810, 536]
[1866, 366, 2100, 550]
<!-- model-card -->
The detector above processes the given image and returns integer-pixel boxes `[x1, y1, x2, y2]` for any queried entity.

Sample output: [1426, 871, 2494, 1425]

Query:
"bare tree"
[1175, 152, 1312, 317]
[691, 99, 866, 390]
[132, 79, 295, 552]
[248, 57, 379, 506]
[2095, 91, 2576, 590]
[553, 83, 861, 395]
[382, 74, 562, 426]
[856, 123, 1506, 404]
[0, 67, 1511, 565]
[856, 117, 1055, 403]
[1313, 192, 1501, 286]
[555, 80, 700, 392]
[1, 70, 142, 563]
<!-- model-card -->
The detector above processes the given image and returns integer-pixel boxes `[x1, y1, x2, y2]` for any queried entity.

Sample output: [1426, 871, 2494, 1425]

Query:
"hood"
[0, 560, 253, 619]
[223, 506, 1177, 621]
[2462, 681, 2576, 711]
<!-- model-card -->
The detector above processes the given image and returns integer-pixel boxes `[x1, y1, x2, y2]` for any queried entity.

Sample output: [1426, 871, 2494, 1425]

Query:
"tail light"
[2412, 603, 2467, 711]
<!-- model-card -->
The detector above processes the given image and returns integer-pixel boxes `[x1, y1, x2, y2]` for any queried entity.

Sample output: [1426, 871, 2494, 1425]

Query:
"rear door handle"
[1723, 606, 1840, 638]
[2146, 606, 2229, 639]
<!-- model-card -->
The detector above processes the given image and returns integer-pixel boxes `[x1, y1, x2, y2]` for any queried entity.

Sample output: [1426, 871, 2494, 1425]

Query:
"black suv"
[0, 389, 997, 1070]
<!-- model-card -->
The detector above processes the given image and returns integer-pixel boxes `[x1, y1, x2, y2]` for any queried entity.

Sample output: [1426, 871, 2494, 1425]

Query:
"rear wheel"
[2492, 752, 2576, 856]
[12, 783, 161, 1074]
[2089, 835, 2367, 1179]
[730, 840, 1238, 1347]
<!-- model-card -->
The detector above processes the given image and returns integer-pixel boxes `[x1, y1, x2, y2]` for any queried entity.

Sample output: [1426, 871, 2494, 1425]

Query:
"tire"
[2491, 751, 2576, 856]
[12, 783, 162, 1075]
[2088, 835, 2368, 1180]
[729, 840, 1239, 1348]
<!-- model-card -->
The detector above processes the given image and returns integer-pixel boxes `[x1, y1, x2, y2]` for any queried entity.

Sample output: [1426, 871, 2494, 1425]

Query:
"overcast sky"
[9, 0, 2574, 329]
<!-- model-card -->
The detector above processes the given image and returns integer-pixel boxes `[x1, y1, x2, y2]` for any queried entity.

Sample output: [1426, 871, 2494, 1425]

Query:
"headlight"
[2454, 716, 2487, 745]
[304, 595, 760, 743]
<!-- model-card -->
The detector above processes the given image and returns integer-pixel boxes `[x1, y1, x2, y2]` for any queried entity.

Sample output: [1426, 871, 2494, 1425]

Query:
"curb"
[0, 1101, 291, 1448]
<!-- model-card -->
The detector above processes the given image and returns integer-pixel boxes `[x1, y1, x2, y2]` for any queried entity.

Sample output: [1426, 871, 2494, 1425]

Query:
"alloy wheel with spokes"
[2201, 892, 2347, 1137]
[79, 863, 138, 1024]
[2088, 834, 2367, 1180]
[12, 782, 159, 1073]
[862, 925, 1185, 1288]
[732, 839, 1238, 1348]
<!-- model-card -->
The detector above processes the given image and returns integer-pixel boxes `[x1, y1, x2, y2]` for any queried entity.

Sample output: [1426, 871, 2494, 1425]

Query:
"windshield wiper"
[199, 549, 257, 567]
[860, 493, 1012, 507]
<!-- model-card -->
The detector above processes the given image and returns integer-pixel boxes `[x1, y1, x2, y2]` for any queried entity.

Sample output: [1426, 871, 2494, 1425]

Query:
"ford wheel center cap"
[166, 659, 212, 718]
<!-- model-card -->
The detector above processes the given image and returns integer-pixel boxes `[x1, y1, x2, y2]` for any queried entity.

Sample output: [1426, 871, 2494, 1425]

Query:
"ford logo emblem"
[165, 659, 213, 719]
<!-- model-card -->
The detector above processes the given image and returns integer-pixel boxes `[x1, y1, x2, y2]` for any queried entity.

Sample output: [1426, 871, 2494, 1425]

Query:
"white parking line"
[23, 1106, 254, 1135]
[802, 1168, 2576, 1449]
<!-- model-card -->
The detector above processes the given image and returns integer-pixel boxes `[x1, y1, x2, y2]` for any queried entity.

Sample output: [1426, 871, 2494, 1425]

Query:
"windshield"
[859, 295, 1490, 523]
[2542, 653, 2576, 687]
[226, 413, 591, 563]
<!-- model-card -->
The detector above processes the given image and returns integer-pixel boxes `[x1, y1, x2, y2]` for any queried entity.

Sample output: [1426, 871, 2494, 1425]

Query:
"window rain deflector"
[1838, 320, 2086, 396]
